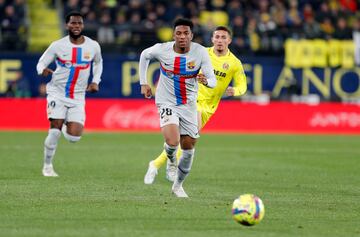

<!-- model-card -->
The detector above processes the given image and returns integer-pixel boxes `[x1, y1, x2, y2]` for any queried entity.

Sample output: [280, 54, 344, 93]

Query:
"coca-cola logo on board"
[103, 104, 159, 129]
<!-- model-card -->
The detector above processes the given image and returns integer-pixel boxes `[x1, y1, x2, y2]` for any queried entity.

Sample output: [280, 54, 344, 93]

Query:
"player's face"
[66, 16, 84, 39]
[173, 25, 193, 50]
[212, 30, 231, 52]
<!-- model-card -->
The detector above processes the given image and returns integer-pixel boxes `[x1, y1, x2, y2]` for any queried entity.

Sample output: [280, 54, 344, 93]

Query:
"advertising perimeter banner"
[0, 54, 359, 100]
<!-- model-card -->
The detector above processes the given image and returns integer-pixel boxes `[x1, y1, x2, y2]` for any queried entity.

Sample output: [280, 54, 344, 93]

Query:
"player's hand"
[141, 85, 152, 98]
[197, 73, 208, 86]
[41, 68, 53, 77]
[226, 87, 235, 96]
[86, 83, 99, 93]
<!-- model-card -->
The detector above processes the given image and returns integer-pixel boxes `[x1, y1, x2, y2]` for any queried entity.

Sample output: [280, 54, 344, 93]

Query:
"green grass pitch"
[0, 131, 359, 237]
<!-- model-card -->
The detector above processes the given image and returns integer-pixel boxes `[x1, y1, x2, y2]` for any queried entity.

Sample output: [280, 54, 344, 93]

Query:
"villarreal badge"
[222, 62, 229, 70]
[187, 61, 195, 69]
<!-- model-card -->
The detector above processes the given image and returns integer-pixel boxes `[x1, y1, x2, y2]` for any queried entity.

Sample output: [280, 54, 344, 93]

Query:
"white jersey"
[36, 36, 103, 104]
[139, 41, 216, 106]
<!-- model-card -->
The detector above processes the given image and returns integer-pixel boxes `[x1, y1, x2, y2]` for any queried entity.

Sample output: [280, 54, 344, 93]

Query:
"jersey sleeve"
[36, 42, 57, 75]
[200, 47, 217, 88]
[91, 42, 103, 85]
[139, 43, 161, 85]
[232, 59, 247, 96]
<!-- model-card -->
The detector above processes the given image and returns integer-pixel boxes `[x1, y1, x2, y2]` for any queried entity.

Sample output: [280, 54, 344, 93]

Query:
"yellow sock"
[153, 150, 168, 169]
[176, 148, 182, 162]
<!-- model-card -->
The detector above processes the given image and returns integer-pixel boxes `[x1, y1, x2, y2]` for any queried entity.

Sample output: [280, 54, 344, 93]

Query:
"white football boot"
[166, 159, 177, 182]
[144, 161, 158, 184]
[42, 164, 59, 177]
[172, 182, 189, 198]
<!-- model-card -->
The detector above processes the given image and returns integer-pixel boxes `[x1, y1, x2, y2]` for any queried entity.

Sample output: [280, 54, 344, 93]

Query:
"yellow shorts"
[197, 102, 214, 129]
[200, 110, 213, 128]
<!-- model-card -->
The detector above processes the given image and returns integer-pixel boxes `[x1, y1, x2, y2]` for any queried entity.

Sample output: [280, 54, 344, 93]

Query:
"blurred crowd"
[0, 0, 27, 51]
[0, 0, 360, 55]
[62, 0, 359, 55]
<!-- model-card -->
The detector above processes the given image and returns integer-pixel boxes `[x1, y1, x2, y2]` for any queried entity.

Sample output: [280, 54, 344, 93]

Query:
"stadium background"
[1, 0, 359, 133]
[1, 1, 360, 237]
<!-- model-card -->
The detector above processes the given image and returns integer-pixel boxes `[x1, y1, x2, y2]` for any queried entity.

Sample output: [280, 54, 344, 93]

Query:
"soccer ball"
[232, 194, 265, 226]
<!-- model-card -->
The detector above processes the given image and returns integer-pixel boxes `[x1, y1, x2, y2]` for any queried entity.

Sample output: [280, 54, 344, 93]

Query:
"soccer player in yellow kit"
[144, 26, 247, 184]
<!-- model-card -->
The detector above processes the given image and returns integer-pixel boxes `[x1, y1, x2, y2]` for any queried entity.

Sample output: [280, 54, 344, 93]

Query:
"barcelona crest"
[187, 61, 195, 69]
[84, 52, 91, 60]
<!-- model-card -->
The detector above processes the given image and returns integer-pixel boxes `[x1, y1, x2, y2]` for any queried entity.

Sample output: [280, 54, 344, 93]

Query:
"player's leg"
[172, 135, 196, 198]
[145, 125, 180, 184]
[165, 147, 182, 182]
[42, 97, 65, 177]
[172, 102, 199, 197]
[161, 124, 180, 163]
[166, 109, 202, 182]
[62, 104, 84, 142]
[144, 105, 179, 184]
[62, 122, 83, 142]
[151, 103, 186, 171]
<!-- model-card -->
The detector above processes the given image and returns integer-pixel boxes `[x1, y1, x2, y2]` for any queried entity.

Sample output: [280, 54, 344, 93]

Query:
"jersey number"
[48, 101, 56, 108]
[160, 108, 172, 119]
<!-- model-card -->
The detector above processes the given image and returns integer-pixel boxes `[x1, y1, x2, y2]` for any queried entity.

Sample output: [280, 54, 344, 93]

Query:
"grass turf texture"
[0, 131, 359, 237]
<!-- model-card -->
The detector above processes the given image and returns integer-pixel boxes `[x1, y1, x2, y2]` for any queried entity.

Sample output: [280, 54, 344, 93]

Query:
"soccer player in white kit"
[36, 11, 103, 177]
[139, 18, 217, 197]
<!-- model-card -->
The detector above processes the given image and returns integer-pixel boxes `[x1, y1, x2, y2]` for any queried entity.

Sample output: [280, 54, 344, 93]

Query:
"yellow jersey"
[197, 47, 247, 115]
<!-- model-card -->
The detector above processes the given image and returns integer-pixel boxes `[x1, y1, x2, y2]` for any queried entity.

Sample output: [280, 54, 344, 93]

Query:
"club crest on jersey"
[223, 63, 229, 70]
[187, 61, 195, 69]
[84, 52, 91, 60]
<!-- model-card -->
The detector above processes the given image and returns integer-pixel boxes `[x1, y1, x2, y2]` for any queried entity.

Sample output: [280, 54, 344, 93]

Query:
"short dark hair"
[65, 11, 83, 23]
[173, 18, 193, 31]
[214, 26, 232, 37]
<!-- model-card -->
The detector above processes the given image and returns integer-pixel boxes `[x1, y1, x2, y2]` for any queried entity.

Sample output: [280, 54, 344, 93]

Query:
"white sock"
[164, 143, 178, 163]
[175, 149, 194, 186]
[62, 125, 81, 143]
[44, 128, 61, 165]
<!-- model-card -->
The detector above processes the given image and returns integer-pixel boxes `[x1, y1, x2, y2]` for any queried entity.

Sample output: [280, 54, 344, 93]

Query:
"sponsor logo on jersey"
[187, 61, 195, 69]
[222, 62, 229, 70]
[214, 69, 226, 78]
[65, 61, 73, 68]
[166, 71, 174, 78]
[64, 61, 90, 68]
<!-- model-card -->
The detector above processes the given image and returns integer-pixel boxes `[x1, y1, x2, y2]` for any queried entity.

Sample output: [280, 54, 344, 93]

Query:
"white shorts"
[46, 95, 85, 125]
[157, 103, 199, 139]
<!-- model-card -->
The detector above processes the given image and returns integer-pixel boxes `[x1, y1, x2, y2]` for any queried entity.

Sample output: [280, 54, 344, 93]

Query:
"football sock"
[176, 149, 194, 185]
[153, 146, 183, 169]
[164, 143, 178, 163]
[44, 128, 61, 165]
[176, 148, 182, 162]
[153, 150, 167, 169]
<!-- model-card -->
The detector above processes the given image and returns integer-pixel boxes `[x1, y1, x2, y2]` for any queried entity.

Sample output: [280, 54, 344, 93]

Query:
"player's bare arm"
[86, 83, 99, 93]
[141, 85, 152, 98]
[41, 68, 54, 77]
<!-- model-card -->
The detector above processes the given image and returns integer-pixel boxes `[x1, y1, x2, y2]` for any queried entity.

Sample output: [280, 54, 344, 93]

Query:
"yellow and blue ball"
[232, 194, 265, 226]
